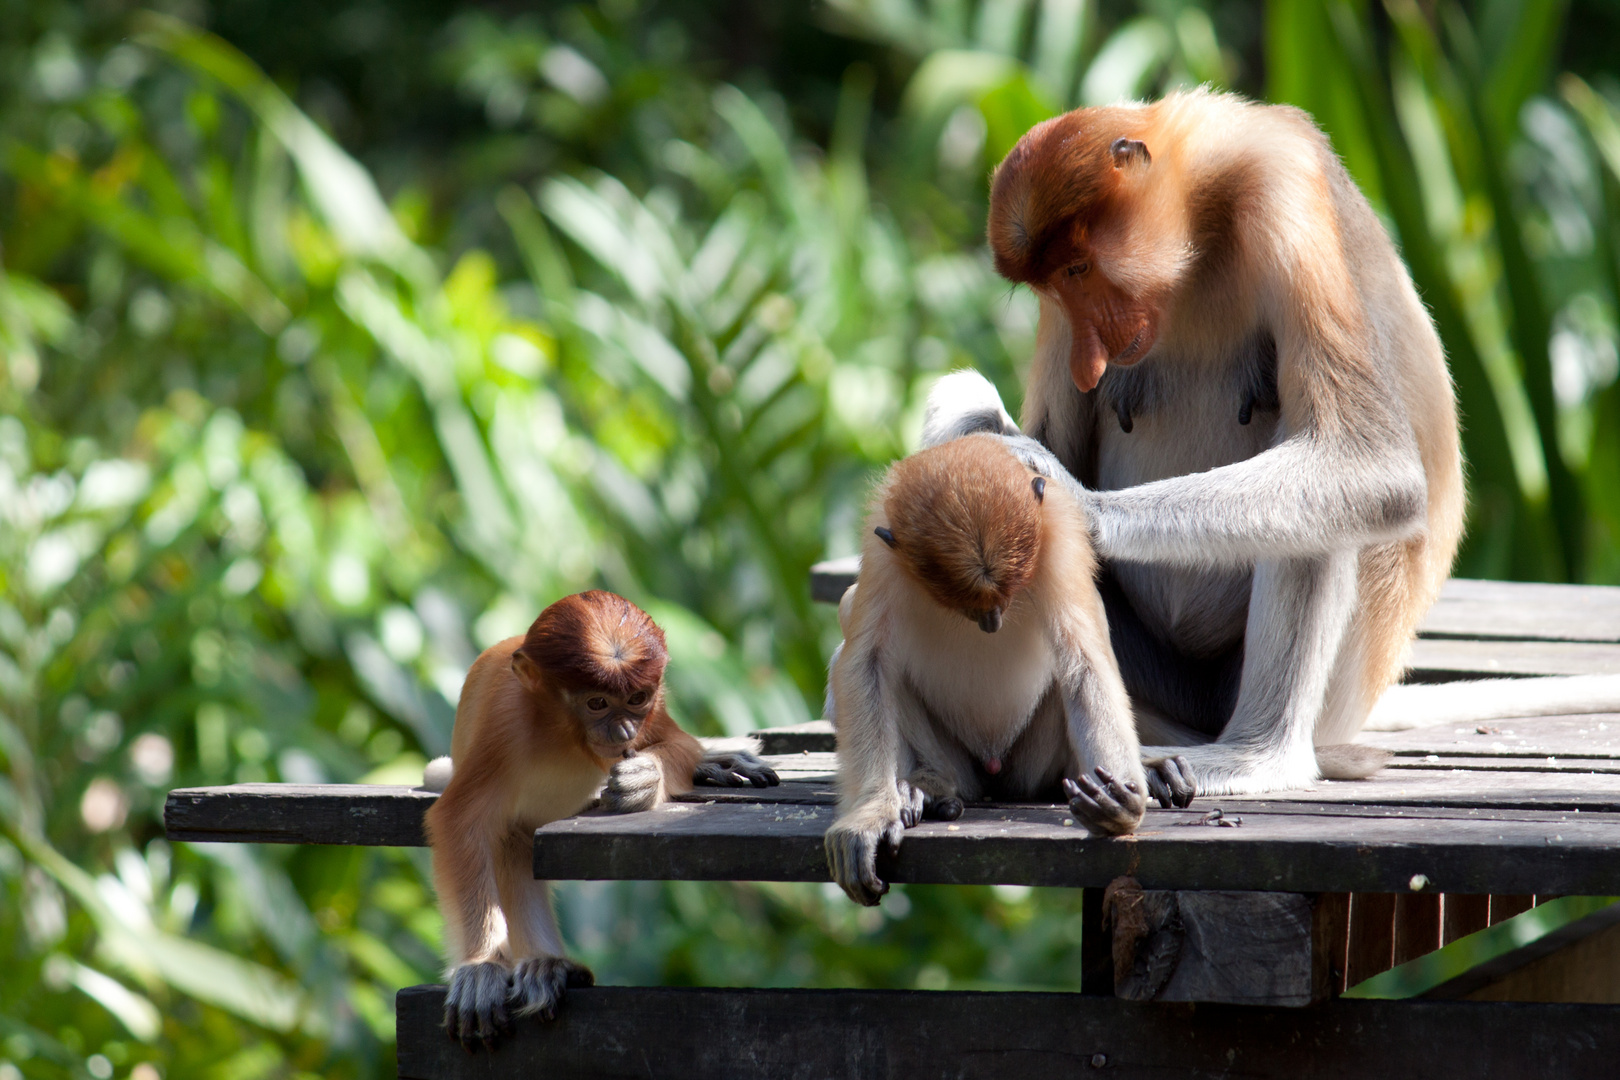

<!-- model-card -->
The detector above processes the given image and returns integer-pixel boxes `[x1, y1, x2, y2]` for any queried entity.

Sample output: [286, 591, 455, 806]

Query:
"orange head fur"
[516, 590, 668, 699]
[879, 434, 1045, 633]
[987, 102, 1190, 393]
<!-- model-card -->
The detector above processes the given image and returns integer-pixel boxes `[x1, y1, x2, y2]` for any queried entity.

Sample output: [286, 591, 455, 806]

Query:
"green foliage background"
[2, 1, 1619, 1076]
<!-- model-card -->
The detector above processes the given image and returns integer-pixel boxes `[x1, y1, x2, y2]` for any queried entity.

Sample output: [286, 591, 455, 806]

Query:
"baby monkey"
[825, 373, 1193, 905]
[423, 591, 777, 1049]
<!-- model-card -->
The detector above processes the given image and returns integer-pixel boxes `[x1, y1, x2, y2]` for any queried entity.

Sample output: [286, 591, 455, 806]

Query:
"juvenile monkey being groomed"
[823, 379, 1194, 905]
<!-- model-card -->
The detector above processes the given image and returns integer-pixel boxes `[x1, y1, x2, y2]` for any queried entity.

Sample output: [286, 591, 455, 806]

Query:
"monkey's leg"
[428, 797, 521, 1051]
[494, 827, 593, 1023]
[903, 766, 963, 822]
[893, 699, 977, 824]
[1142, 550, 1358, 796]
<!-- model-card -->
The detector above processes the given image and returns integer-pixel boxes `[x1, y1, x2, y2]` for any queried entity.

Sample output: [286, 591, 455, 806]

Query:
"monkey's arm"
[823, 608, 911, 906]
[425, 784, 521, 1049]
[1084, 434, 1425, 567]
[600, 716, 704, 813]
[1003, 424, 1425, 567]
[1048, 582, 1159, 835]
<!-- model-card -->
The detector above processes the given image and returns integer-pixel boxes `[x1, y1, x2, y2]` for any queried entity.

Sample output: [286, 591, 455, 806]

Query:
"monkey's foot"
[895, 778, 926, 827]
[1140, 744, 1317, 797]
[602, 755, 664, 813]
[510, 956, 594, 1022]
[695, 750, 780, 788]
[444, 961, 513, 1052]
[1144, 755, 1196, 808]
[824, 814, 905, 906]
[1063, 768, 1146, 837]
[898, 775, 962, 824]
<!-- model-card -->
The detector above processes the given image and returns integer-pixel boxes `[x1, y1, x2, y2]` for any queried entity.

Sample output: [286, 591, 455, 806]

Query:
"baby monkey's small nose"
[977, 607, 1003, 633]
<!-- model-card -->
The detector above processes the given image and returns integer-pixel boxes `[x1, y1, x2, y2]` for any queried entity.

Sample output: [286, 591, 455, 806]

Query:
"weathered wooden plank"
[1107, 883, 1331, 1006]
[1406, 638, 1620, 678]
[809, 555, 859, 603]
[756, 720, 835, 754]
[1388, 756, 1620, 774]
[532, 799, 1620, 895]
[1491, 894, 1536, 924]
[809, 570, 1620, 645]
[1345, 893, 1396, 986]
[165, 784, 435, 846]
[1363, 713, 1620, 758]
[1443, 893, 1492, 944]
[1394, 892, 1443, 965]
[1426, 900, 1620, 1002]
[1231, 768, 1620, 810]
[1315, 892, 1351, 993]
[1424, 578, 1620, 643]
[396, 984, 1620, 1080]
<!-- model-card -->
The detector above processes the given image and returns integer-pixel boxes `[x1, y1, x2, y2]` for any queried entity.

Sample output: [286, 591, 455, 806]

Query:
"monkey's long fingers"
[1063, 776, 1112, 829]
[896, 780, 925, 828]
[1146, 756, 1197, 808]
[445, 962, 512, 1052]
[1145, 768, 1173, 809]
[825, 828, 888, 906]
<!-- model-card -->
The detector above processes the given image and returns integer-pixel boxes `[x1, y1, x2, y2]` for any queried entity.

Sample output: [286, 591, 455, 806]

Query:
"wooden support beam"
[1491, 894, 1535, 924]
[1394, 892, 1443, 965]
[395, 984, 1620, 1079]
[1314, 892, 1351, 994]
[1345, 893, 1396, 987]
[1104, 881, 1339, 1005]
[1442, 894, 1491, 944]
[1426, 901, 1620, 1002]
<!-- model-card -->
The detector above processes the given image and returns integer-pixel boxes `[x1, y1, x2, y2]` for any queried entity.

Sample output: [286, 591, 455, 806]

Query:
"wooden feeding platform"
[165, 577, 1620, 1079]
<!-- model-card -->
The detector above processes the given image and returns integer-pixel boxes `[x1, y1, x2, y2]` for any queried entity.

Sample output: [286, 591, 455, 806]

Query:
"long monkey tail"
[1365, 674, 1620, 732]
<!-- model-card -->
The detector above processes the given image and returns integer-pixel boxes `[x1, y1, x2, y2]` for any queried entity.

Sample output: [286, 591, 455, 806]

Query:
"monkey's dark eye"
[587, 696, 608, 711]
[1067, 262, 1090, 277]
[627, 691, 648, 707]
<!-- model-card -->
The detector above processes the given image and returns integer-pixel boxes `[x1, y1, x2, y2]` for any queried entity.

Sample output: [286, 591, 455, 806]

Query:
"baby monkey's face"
[568, 686, 656, 757]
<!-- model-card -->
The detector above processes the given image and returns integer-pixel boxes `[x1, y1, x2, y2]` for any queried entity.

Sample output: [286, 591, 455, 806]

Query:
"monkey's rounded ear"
[1111, 137, 1151, 169]
[511, 647, 545, 693]
[1031, 476, 1046, 502]
[874, 526, 897, 549]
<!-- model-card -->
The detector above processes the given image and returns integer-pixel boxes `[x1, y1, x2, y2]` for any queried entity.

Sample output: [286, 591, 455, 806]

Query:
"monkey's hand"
[694, 749, 780, 789]
[1144, 754, 1196, 808]
[443, 961, 513, 1052]
[1063, 768, 1147, 837]
[510, 956, 594, 1022]
[824, 812, 905, 906]
[602, 754, 664, 813]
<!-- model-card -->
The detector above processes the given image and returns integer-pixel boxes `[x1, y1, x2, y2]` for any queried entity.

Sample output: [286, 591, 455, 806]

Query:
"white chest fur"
[893, 588, 1055, 760]
[505, 750, 606, 830]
